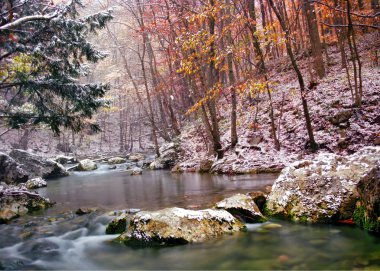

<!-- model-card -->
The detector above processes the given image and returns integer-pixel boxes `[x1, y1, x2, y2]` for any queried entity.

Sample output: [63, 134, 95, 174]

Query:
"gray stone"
[118, 207, 245, 246]
[10, 149, 68, 179]
[0, 152, 28, 184]
[215, 194, 267, 223]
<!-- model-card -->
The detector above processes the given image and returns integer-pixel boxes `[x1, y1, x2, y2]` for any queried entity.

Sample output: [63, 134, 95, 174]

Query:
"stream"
[0, 165, 379, 270]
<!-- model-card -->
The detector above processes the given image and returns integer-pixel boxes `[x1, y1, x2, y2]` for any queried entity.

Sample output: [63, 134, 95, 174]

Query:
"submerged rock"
[77, 159, 97, 171]
[0, 184, 52, 223]
[0, 152, 29, 184]
[215, 194, 267, 223]
[266, 146, 380, 232]
[26, 177, 47, 189]
[108, 157, 127, 165]
[10, 149, 68, 179]
[119, 207, 245, 246]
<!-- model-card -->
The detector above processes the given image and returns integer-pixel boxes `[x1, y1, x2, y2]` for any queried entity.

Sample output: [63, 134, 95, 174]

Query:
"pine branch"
[0, 12, 58, 31]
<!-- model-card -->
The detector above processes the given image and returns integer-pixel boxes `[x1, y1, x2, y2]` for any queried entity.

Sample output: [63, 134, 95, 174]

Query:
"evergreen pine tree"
[0, 0, 113, 134]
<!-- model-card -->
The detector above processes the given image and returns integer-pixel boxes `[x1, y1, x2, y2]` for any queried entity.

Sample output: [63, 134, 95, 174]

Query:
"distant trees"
[104, 0, 377, 157]
[0, 0, 112, 135]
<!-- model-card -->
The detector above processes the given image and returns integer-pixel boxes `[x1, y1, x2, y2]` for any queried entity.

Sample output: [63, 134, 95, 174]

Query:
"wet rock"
[127, 153, 145, 162]
[54, 155, 78, 165]
[0, 152, 29, 184]
[130, 167, 142, 175]
[266, 146, 380, 231]
[26, 177, 47, 189]
[119, 207, 245, 246]
[150, 142, 179, 170]
[106, 213, 128, 234]
[0, 184, 52, 223]
[108, 157, 127, 165]
[10, 149, 68, 179]
[75, 207, 96, 215]
[215, 194, 267, 223]
[77, 159, 97, 171]
[108, 165, 117, 170]
[328, 109, 352, 126]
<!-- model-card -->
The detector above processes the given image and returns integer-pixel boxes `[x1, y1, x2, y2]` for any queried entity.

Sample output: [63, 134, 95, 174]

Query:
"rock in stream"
[266, 146, 380, 232]
[118, 207, 245, 246]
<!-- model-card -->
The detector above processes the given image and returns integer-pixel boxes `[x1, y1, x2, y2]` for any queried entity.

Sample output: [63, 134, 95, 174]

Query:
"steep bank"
[173, 40, 379, 174]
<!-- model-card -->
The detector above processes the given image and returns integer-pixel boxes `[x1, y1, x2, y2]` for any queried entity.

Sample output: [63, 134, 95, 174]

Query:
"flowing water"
[0, 165, 379, 270]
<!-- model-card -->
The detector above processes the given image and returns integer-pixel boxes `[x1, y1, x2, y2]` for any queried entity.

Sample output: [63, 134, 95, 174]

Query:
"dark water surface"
[0, 166, 379, 270]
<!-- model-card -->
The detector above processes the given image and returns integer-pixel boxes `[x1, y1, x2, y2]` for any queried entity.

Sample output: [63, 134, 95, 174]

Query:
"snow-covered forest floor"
[175, 35, 380, 173]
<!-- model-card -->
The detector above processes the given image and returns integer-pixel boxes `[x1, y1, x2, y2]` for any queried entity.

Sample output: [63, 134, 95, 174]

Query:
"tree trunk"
[303, 0, 325, 78]
[268, 0, 317, 150]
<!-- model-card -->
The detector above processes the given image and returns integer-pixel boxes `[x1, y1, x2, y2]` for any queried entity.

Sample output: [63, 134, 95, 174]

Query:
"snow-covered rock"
[118, 207, 245, 246]
[108, 157, 127, 164]
[54, 155, 78, 165]
[0, 152, 29, 184]
[0, 184, 52, 223]
[266, 146, 380, 232]
[127, 153, 145, 162]
[10, 149, 68, 179]
[25, 177, 47, 189]
[215, 194, 267, 223]
[77, 159, 97, 171]
[149, 142, 179, 170]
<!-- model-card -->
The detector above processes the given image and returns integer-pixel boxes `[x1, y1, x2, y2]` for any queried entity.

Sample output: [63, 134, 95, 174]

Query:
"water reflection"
[38, 170, 276, 212]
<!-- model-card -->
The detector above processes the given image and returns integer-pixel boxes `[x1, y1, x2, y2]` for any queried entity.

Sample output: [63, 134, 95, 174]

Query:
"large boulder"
[118, 207, 245, 246]
[215, 194, 267, 223]
[77, 159, 97, 171]
[266, 147, 380, 232]
[0, 152, 28, 184]
[108, 157, 127, 165]
[10, 149, 68, 179]
[0, 184, 52, 223]
[149, 143, 179, 170]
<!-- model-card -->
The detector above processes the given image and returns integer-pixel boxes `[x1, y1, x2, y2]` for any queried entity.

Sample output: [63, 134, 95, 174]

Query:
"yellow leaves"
[185, 84, 221, 115]
[1, 54, 36, 82]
